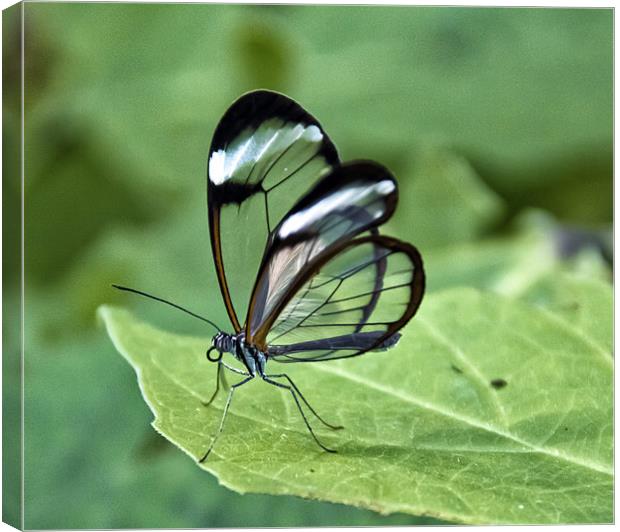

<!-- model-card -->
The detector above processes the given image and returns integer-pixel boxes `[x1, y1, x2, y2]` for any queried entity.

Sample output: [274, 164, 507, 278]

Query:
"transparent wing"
[245, 161, 398, 345]
[267, 235, 425, 362]
[207, 90, 339, 332]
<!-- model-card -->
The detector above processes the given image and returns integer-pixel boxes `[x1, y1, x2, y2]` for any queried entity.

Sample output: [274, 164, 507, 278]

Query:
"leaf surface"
[423, 210, 611, 296]
[521, 273, 612, 354]
[99, 286, 612, 524]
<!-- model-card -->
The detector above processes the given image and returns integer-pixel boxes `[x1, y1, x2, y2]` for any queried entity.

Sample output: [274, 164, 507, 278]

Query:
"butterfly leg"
[199, 375, 254, 463]
[261, 375, 337, 454]
[202, 361, 249, 406]
[202, 362, 223, 406]
[267, 373, 343, 430]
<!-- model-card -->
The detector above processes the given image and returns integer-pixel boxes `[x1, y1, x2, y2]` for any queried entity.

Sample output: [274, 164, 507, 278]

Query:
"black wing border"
[207, 90, 340, 332]
[251, 233, 425, 356]
[243, 160, 400, 344]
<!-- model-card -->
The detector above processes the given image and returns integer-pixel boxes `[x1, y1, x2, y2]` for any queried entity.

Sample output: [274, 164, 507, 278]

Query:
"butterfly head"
[206, 332, 223, 362]
[207, 331, 235, 362]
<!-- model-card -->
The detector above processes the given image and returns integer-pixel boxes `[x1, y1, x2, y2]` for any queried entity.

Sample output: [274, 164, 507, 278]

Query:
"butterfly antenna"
[112, 284, 222, 332]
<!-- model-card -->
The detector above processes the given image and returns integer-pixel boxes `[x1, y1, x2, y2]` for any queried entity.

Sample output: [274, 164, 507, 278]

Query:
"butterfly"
[114, 90, 425, 462]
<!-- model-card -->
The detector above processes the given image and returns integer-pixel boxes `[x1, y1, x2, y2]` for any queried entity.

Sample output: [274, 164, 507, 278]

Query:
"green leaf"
[388, 147, 505, 249]
[98, 287, 612, 525]
[521, 273, 612, 354]
[423, 210, 611, 296]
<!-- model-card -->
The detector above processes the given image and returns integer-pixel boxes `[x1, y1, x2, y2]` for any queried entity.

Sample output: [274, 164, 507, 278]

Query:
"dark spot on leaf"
[564, 427, 569, 431]
[490, 378, 507, 390]
[451, 364, 463, 374]
[560, 301, 580, 312]
[309, 468, 315, 473]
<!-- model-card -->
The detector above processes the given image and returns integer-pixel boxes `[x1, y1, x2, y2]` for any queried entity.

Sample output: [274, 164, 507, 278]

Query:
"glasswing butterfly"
[114, 90, 425, 462]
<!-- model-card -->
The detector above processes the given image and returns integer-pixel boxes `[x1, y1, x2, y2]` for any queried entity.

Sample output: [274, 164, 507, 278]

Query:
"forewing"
[207, 90, 339, 331]
[245, 162, 399, 345]
[268, 235, 425, 362]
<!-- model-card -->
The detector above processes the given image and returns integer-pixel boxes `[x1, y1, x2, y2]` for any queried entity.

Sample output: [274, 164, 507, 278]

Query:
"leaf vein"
[310, 363, 612, 476]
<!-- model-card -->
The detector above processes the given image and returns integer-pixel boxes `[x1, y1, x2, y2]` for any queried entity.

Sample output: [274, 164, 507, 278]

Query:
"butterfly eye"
[206, 346, 222, 363]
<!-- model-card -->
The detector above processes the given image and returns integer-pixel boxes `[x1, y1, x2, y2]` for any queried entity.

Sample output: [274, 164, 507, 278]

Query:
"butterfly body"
[211, 331, 267, 377]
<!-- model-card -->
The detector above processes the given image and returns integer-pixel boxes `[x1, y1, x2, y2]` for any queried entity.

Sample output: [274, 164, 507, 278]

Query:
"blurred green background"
[3, 4, 612, 528]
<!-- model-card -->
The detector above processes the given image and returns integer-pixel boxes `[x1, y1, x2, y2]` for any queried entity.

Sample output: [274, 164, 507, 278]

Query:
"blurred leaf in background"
[12, 3, 612, 528]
